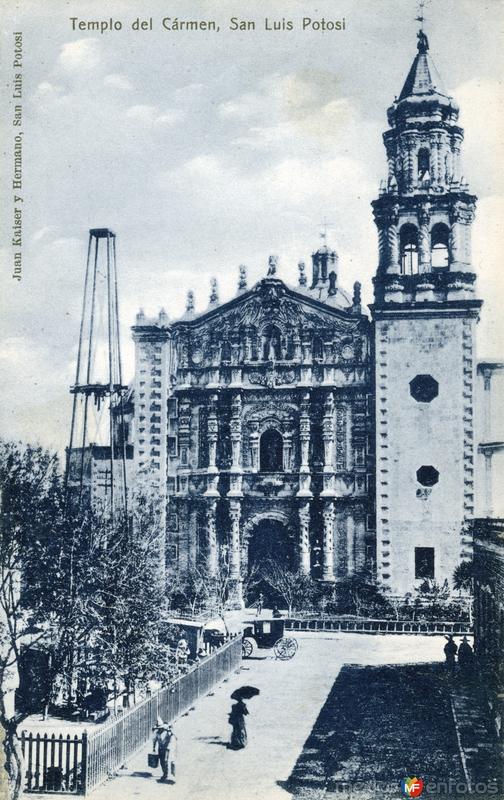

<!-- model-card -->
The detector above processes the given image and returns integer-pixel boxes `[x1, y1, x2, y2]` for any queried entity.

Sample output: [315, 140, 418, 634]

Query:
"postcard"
[1, 1, 503, 799]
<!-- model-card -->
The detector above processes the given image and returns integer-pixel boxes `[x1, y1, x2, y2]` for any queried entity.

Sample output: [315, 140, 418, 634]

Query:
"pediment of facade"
[173, 279, 365, 344]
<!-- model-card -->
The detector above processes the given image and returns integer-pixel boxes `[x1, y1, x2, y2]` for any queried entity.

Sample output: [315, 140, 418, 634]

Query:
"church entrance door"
[247, 519, 294, 607]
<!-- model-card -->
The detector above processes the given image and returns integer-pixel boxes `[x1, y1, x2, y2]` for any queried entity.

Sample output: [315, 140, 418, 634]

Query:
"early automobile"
[241, 618, 298, 660]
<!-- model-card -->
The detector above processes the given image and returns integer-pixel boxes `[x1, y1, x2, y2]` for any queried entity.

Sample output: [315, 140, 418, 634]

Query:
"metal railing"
[20, 636, 242, 795]
[285, 618, 472, 635]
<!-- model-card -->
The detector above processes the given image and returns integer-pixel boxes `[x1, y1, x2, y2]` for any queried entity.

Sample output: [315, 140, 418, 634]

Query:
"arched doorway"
[246, 518, 295, 607]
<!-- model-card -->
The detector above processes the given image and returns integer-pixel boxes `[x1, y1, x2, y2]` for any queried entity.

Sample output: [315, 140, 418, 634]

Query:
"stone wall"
[375, 310, 477, 594]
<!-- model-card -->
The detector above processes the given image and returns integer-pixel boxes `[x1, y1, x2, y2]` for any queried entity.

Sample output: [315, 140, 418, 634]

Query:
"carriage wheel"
[242, 638, 253, 658]
[274, 637, 298, 660]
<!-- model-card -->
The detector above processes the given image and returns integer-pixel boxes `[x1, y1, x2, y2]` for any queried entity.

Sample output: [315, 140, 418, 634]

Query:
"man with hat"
[152, 717, 177, 783]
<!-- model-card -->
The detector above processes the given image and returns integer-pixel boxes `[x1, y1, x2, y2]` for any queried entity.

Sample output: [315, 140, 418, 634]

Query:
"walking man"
[152, 718, 177, 783]
[256, 593, 264, 618]
[443, 634, 458, 672]
[458, 636, 474, 678]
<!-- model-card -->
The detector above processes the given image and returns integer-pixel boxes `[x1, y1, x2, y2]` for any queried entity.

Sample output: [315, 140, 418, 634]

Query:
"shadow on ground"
[283, 663, 499, 800]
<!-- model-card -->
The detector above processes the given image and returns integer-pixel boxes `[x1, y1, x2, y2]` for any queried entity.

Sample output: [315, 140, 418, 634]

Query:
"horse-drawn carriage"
[241, 619, 298, 660]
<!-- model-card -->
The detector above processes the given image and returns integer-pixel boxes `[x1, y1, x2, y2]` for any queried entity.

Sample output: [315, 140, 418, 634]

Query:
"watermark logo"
[401, 777, 424, 797]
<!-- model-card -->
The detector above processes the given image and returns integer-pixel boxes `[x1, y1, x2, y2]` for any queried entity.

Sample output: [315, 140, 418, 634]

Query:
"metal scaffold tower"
[65, 228, 128, 518]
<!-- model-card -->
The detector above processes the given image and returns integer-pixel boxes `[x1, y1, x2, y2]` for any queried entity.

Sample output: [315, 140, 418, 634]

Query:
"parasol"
[231, 686, 260, 700]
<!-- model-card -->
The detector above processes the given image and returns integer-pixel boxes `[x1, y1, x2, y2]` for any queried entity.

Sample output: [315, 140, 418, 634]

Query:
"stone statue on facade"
[267, 255, 278, 276]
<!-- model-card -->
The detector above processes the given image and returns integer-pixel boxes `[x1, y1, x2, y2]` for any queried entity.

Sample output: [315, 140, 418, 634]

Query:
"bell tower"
[371, 28, 482, 595]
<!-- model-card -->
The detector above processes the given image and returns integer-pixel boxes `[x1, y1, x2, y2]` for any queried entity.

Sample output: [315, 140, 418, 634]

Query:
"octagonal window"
[416, 466, 439, 487]
[409, 374, 439, 403]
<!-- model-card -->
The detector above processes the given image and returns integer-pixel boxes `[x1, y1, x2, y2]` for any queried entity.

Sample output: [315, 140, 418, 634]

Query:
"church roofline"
[131, 276, 368, 334]
[167, 277, 368, 329]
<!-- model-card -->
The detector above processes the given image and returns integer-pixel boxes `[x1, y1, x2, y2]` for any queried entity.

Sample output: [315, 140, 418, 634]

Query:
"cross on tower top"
[415, 0, 430, 51]
[319, 218, 335, 245]
[415, 0, 428, 30]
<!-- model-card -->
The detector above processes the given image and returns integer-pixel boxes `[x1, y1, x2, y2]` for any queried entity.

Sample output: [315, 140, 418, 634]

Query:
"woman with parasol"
[228, 686, 259, 750]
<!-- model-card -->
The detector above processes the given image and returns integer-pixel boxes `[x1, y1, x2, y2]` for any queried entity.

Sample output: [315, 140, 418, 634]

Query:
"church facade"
[129, 32, 483, 602]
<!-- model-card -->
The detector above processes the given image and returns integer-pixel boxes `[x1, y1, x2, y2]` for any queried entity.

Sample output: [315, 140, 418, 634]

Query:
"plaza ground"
[37, 631, 497, 800]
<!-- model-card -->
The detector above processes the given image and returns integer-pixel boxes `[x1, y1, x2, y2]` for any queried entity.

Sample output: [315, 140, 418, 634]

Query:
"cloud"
[125, 104, 184, 126]
[219, 71, 348, 124]
[59, 38, 101, 71]
[219, 91, 267, 119]
[174, 82, 205, 100]
[472, 195, 504, 360]
[32, 226, 57, 243]
[104, 73, 133, 91]
[32, 81, 67, 111]
[456, 79, 504, 196]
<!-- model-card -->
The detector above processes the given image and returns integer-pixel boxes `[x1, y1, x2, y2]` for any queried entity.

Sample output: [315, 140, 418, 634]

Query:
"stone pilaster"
[230, 332, 242, 386]
[176, 399, 191, 496]
[323, 337, 335, 384]
[298, 500, 311, 575]
[299, 328, 313, 384]
[322, 500, 335, 581]
[431, 136, 440, 187]
[206, 498, 218, 576]
[204, 393, 219, 496]
[228, 393, 243, 497]
[293, 330, 302, 361]
[228, 499, 243, 607]
[346, 513, 355, 576]
[484, 452, 493, 518]
[188, 507, 198, 568]
[377, 220, 388, 270]
[243, 326, 252, 362]
[450, 201, 475, 270]
[418, 203, 431, 273]
[321, 392, 336, 497]
[297, 391, 312, 497]
[404, 134, 415, 190]
[387, 205, 400, 273]
[451, 138, 462, 183]
[282, 430, 293, 471]
[249, 420, 259, 471]
[355, 512, 367, 572]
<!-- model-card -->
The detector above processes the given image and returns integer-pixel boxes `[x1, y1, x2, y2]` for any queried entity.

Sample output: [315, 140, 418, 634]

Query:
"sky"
[1, 0, 503, 455]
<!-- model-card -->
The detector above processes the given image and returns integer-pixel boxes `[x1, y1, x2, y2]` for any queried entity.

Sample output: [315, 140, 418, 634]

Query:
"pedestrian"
[256, 593, 264, 617]
[228, 698, 248, 750]
[457, 636, 474, 677]
[152, 718, 177, 783]
[444, 634, 458, 671]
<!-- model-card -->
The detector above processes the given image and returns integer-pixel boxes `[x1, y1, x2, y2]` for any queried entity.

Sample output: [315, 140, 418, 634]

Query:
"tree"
[333, 573, 390, 618]
[260, 561, 315, 617]
[0, 440, 172, 798]
[67, 510, 170, 711]
[453, 560, 474, 594]
[0, 440, 72, 799]
[167, 565, 212, 618]
[453, 560, 474, 625]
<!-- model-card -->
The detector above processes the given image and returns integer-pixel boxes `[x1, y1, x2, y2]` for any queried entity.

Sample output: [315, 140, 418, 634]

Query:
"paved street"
[85, 633, 450, 800]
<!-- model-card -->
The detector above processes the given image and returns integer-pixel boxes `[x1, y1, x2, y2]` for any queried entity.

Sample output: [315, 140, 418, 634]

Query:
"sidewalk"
[449, 676, 501, 792]
[26, 633, 462, 800]
[68, 634, 445, 800]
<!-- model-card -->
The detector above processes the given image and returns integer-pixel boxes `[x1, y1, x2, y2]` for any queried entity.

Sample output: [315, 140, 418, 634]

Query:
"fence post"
[81, 731, 88, 795]
[118, 718, 124, 768]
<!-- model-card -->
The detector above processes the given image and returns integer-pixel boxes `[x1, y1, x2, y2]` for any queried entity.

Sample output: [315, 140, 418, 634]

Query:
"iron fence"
[285, 617, 472, 635]
[20, 733, 86, 794]
[20, 635, 242, 795]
